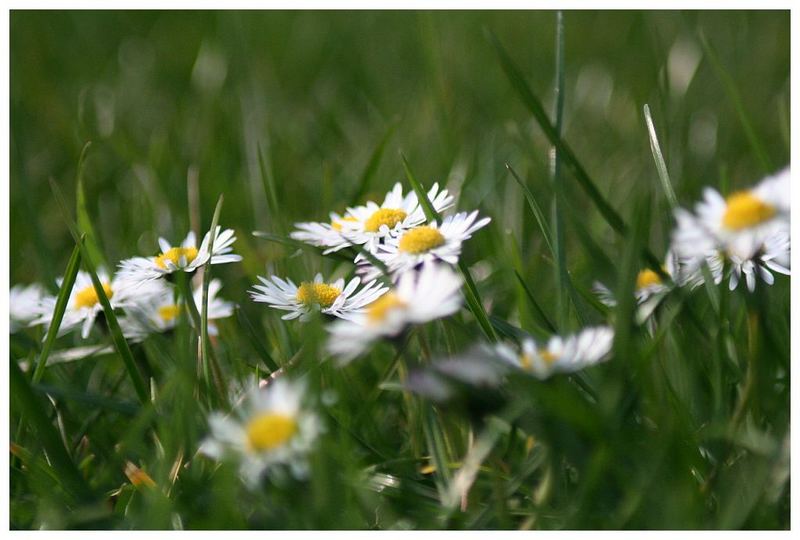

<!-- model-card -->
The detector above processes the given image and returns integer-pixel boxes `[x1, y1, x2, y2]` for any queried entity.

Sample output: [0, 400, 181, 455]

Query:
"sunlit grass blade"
[350, 120, 398, 204]
[31, 242, 82, 383]
[11, 360, 94, 502]
[49, 178, 149, 403]
[74, 141, 107, 269]
[699, 32, 773, 174]
[402, 153, 497, 342]
[643, 104, 678, 210]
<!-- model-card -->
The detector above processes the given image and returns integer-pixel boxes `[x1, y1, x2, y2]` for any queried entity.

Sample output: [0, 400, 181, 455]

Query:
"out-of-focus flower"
[10, 283, 51, 332]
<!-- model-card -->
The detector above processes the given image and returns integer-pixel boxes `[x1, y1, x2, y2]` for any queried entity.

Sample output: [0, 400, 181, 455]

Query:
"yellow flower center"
[155, 246, 199, 270]
[296, 282, 341, 308]
[540, 350, 559, 364]
[722, 191, 776, 230]
[399, 226, 446, 254]
[367, 292, 406, 323]
[636, 269, 663, 290]
[331, 216, 358, 231]
[158, 304, 181, 322]
[245, 413, 297, 452]
[74, 282, 113, 309]
[364, 208, 407, 232]
[519, 352, 533, 370]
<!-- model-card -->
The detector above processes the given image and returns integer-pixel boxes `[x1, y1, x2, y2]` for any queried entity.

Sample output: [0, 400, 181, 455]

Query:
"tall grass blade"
[643, 104, 679, 210]
[257, 141, 282, 231]
[402, 154, 497, 342]
[252, 230, 354, 263]
[505, 163, 555, 257]
[74, 141, 106, 269]
[514, 270, 557, 333]
[31, 242, 82, 383]
[350, 121, 397, 204]
[201, 195, 227, 403]
[49, 178, 149, 403]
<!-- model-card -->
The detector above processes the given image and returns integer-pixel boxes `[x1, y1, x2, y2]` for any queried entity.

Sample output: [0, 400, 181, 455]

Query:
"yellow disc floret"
[364, 208, 407, 232]
[155, 246, 199, 270]
[399, 226, 446, 254]
[158, 304, 181, 322]
[539, 350, 559, 365]
[367, 292, 406, 323]
[722, 191, 776, 230]
[519, 352, 533, 370]
[246, 412, 297, 452]
[74, 282, 113, 309]
[296, 282, 341, 308]
[636, 269, 663, 291]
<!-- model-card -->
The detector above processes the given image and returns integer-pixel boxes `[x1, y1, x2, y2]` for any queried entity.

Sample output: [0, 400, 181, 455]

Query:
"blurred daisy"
[290, 212, 360, 254]
[727, 228, 790, 292]
[495, 326, 614, 379]
[327, 263, 463, 362]
[250, 273, 388, 322]
[121, 279, 235, 341]
[33, 269, 162, 339]
[339, 182, 454, 254]
[672, 168, 790, 269]
[200, 378, 320, 485]
[118, 227, 242, 284]
[10, 283, 51, 332]
[365, 210, 491, 278]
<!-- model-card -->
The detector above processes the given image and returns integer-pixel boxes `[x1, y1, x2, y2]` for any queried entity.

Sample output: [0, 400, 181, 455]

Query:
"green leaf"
[504, 163, 555, 258]
[200, 195, 228, 404]
[401, 154, 497, 342]
[31, 242, 82, 384]
[350, 120, 398, 204]
[514, 270, 557, 334]
[643, 104, 679, 210]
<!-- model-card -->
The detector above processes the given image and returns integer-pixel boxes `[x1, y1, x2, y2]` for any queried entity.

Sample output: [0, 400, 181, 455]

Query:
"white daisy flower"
[326, 263, 463, 362]
[250, 273, 388, 322]
[495, 326, 614, 379]
[672, 168, 790, 267]
[117, 227, 242, 284]
[727, 227, 790, 292]
[362, 210, 491, 279]
[33, 269, 162, 339]
[10, 283, 51, 332]
[120, 278, 235, 341]
[334, 182, 454, 255]
[199, 378, 320, 486]
[289, 212, 361, 254]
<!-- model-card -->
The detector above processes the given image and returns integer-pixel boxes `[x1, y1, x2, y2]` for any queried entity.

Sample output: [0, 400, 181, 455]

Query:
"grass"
[10, 10, 790, 530]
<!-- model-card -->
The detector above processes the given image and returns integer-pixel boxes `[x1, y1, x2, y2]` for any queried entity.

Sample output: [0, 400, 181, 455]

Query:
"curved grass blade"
[514, 269, 557, 334]
[235, 306, 279, 373]
[252, 230, 354, 263]
[257, 141, 282, 231]
[505, 163, 554, 257]
[49, 178, 149, 403]
[402, 154, 497, 342]
[11, 359, 94, 502]
[643, 104, 678, 210]
[31, 242, 82, 383]
[200, 195, 227, 403]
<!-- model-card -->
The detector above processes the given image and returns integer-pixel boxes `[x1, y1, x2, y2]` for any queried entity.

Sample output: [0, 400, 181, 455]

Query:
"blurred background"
[10, 11, 789, 295]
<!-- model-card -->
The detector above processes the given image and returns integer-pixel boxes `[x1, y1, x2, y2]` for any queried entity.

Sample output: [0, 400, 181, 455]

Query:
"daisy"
[199, 377, 320, 485]
[326, 263, 463, 362]
[362, 210, 491, 279]
[121, 278, 235, 341]
[494, 326, 614, 379]
[672, 168, 790, 269]
[33, 269, 163, 339]
[10, 283, 51, 332]
[250, 273, 388, 322]
[289, 212, 360, 254]
[727, 228, 790, 292]
[117, 226, 242, 284]
[294, 182, 454, 256]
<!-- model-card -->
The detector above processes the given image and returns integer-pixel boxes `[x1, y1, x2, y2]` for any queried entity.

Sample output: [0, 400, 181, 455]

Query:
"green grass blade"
[201, 195, 227, 403]
[401, 154, 497, 342]
[49, 178, 149, 403]
[350, 121, 397, 204]
[505, 163, 555, 257]
[31, 242, 82, 383]
[257, 141, 282, 231]
[643, 104, 678, 210]
[488, 31, 627, 236]
[514, 270, 557, 334]
[699, 32, 773, 174]
[11, 360, 94, 502]
[74, 141, 106, 269]
[235, 307, 280, 373]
